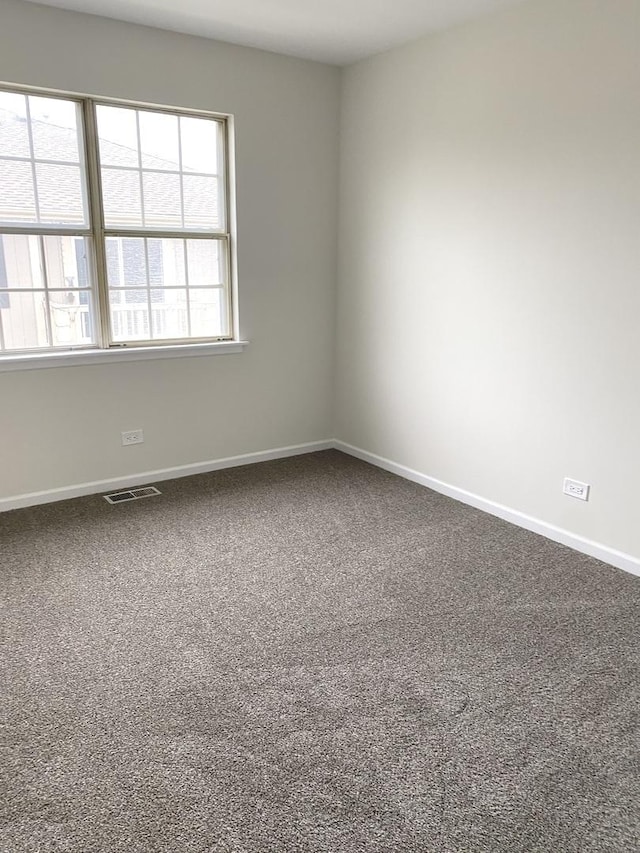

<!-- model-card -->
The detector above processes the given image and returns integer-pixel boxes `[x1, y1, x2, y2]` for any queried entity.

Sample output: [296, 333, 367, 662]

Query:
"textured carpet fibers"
[1, 450, 639, 852]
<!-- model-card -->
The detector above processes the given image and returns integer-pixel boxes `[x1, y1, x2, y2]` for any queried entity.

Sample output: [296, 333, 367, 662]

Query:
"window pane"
[48, 289, 95, 346]
[139, 111, 179, 170]
[120, 238, 147, 286]
[186, 240, 223, 286]
[42, 235, 91, 289]
[0, 234, 43, 288]
[0, 160, 36, 223]
[151, 289, 188, 339]
[105, 236, 194, 292]
[35, 163, 86, 225]
[101, 168, 142, 227]
[96, 108, 224, 234]
[0, 233, 97, 352]
[180, 116, 218, 174]
[101, 237, 229, 342]
[0, 94, 87, 228]
[189, 288, 226, 338]
[96, 106, 139, 168]
[0, 290, 49, 349]
[0, 92, 29, 158]
[105, 238, 121, 287]
[29, 96, 81, 162]
[142, 171, 182, 228]
[109, 291, 149, 341]
[149, 238, 186, 287]
[183, 174, 220, 230]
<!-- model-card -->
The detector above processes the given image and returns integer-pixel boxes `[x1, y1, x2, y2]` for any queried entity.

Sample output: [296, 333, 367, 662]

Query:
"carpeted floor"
[2, 450, 639, 852]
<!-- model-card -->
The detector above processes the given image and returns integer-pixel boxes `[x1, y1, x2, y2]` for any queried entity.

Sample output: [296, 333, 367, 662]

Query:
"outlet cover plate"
[563, 477, 590, 501]
[121, 429, 144, 446]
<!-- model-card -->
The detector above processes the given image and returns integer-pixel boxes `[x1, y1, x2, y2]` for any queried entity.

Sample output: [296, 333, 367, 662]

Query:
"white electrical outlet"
[563, 478, 590, 501]
[121, 429, 144, 446]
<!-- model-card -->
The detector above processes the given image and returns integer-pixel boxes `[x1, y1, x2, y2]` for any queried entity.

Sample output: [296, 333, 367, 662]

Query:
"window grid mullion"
[143, 238, 153, 340]
[100, 163, 219, 180]
[75, 101, 92, 233]
[0, 226, 93, 237]
[37, 235, 54, 347]
[177, 116, 186, 231]
[107, 285, 224, 291]
[103, 230, 228, 240]
[82, 99, 111, 349]
[23, 96, 42, 225]
[180, 237, 193, 339]
[0, 287, 93, 293]
[0, 154, 85, 167]
[135, 112, 146, 229]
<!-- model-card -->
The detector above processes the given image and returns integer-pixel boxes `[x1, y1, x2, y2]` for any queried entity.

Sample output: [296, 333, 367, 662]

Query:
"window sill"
[0, 341, 249, 372]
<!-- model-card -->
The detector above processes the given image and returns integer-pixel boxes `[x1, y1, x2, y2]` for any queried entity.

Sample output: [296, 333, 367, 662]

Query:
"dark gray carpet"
[2, 450, 639, 852]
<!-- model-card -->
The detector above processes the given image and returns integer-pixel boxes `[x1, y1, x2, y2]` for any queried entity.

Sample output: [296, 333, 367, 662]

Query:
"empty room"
[1, 0, 639, 850]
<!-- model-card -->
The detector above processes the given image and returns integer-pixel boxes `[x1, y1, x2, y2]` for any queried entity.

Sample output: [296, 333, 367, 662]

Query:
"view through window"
[0, 86, 232, 354]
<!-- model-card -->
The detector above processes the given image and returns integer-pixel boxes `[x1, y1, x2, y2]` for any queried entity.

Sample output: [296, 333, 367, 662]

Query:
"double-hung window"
[0, 85, 234, 357]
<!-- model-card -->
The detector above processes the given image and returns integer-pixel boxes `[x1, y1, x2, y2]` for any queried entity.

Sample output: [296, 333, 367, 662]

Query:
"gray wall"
[336, 0, 640, 559]
[0, 0, 340, 497]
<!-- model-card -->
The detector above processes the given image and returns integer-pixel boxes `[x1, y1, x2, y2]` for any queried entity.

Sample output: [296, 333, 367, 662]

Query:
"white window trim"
[0, 340, 249, 371]
[0, 81, 241, 362]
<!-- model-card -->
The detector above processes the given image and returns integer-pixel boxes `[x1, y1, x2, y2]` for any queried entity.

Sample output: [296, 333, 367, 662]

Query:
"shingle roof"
[0, 109, 220, 229]
[0, 107, 181, 167]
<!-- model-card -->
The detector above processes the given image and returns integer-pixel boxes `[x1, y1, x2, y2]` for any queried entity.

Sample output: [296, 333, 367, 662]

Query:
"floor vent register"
[103, 486, 162, 504]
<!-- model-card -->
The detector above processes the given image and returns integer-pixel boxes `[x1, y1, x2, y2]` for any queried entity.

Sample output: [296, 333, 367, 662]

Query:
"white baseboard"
[4, 436, 638, 579]
[334, 440, 640, 579]
[0, 440, 333, 513]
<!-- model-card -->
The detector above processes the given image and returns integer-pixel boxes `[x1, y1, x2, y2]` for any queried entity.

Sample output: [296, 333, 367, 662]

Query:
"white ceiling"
[25, 0, 527, 65]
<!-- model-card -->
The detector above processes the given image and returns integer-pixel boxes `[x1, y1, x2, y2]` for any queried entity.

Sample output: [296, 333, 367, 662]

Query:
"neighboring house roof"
[0, 109, 219, 229]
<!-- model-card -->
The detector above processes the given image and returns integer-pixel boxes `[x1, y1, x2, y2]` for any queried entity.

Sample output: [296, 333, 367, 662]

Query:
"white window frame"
[0, 82, 244, 369]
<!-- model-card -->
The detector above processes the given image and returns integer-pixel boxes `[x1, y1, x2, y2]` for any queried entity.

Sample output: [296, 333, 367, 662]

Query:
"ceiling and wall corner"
[20, 0, 528, 64]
